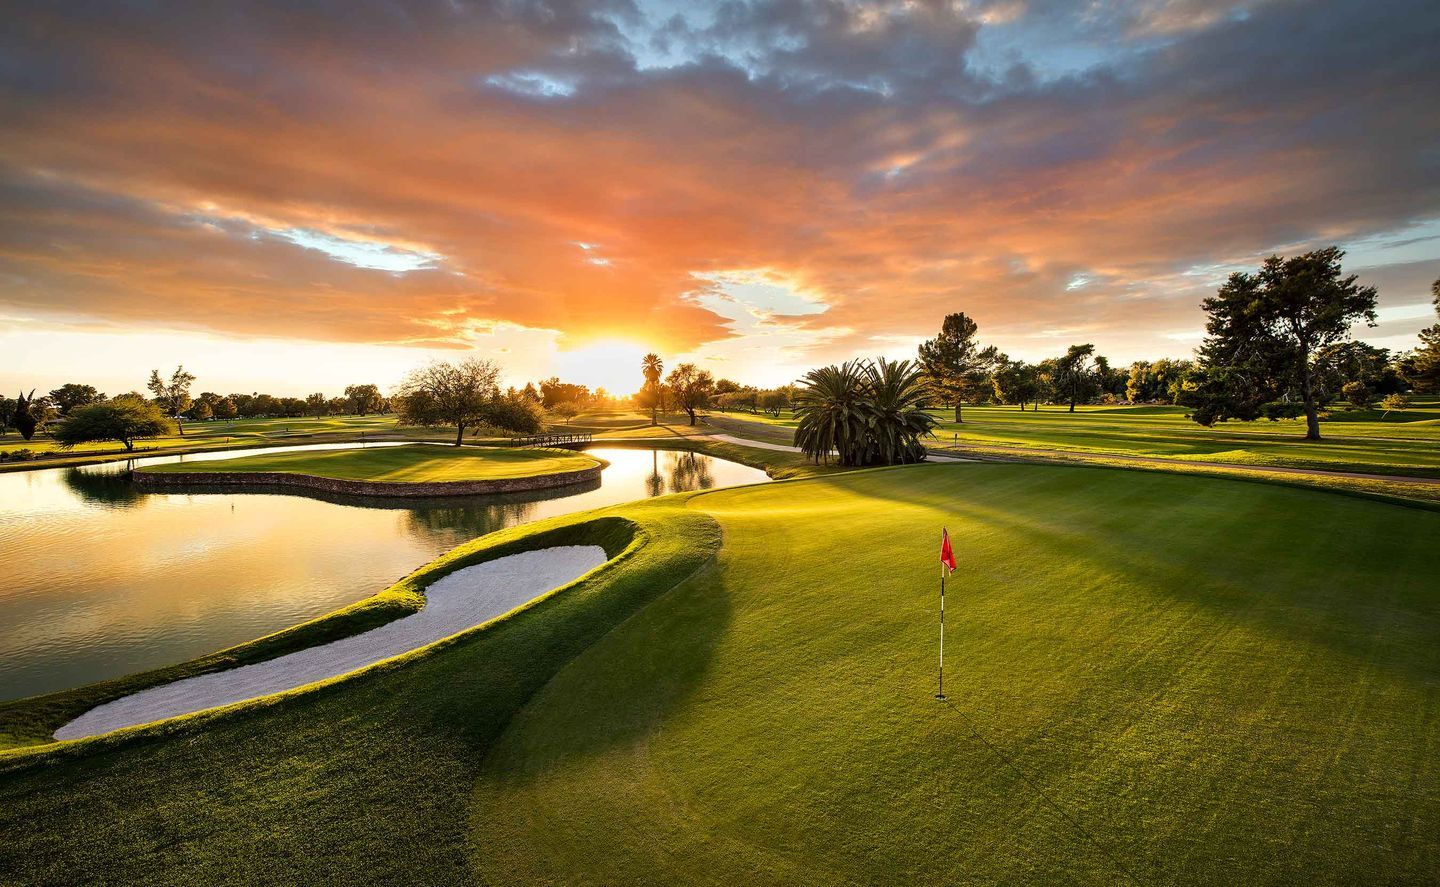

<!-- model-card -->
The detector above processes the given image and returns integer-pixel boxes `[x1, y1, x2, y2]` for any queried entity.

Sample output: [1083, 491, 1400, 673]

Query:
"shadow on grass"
[0, 503, 726, 885]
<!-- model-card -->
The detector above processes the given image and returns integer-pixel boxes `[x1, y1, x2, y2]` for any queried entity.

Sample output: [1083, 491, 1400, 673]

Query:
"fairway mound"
[133, 444, 603, 498]
[55, 545, 609, 740]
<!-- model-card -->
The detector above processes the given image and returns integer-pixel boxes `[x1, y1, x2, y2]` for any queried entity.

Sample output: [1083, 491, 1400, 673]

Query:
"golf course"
[6, 4, 1440, 880]
[3, 458, 1437, 884]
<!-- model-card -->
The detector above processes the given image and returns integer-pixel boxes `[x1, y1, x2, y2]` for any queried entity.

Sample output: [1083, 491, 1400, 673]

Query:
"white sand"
[55, 545, 608, 741]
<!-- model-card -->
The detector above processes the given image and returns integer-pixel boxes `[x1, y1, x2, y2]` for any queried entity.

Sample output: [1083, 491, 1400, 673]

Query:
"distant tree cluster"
[711, 381, 799, 417]
[851, 248, 1434, 443]
[9, 249, 1435, 452]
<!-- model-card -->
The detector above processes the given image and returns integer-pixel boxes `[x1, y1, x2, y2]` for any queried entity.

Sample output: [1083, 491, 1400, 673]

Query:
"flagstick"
[936, 531, 946, 701]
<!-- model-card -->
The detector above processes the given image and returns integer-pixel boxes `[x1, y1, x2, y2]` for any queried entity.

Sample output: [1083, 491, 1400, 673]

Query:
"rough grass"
[139, 443, 598, 482]
[2, 464, 1437, 884]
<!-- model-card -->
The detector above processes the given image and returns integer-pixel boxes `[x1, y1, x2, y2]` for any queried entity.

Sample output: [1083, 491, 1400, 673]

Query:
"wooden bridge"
[510, 431, 594, 448]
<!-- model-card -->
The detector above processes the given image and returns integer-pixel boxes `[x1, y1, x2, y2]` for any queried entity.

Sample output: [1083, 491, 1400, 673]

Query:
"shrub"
[1342, 380, 1374, 409]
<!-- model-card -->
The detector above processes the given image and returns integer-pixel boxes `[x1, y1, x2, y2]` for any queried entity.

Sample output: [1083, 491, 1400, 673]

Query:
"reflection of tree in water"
[404, 500, 537, 548]
[665, 451, 715, 493]
[63, 467, 150, 508]
[401, 478, 601, 547]
[645, 450, 665, 498]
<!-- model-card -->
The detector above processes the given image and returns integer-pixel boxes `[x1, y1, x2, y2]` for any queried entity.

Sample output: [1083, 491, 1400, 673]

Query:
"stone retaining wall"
[132, 462, 603, 498]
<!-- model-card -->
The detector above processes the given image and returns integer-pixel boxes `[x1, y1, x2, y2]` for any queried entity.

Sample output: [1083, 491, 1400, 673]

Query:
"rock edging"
[132, 462, 603, 498]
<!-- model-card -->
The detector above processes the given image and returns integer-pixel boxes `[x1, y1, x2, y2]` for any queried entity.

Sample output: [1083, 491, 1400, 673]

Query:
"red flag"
[939, 528, 956, 575]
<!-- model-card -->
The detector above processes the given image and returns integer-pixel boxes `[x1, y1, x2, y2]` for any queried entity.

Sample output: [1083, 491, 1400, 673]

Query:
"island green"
[140, 444, 600, 483]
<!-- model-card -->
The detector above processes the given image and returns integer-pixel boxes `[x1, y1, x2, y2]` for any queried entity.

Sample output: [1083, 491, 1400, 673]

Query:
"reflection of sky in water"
[0, 445, 767, 701]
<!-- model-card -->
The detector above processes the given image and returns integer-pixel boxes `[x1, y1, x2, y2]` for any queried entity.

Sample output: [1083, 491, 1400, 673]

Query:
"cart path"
[705, 433, 976, 462]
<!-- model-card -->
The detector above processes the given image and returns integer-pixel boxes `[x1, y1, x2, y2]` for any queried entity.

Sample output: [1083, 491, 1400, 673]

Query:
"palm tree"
[794, 358, 937, 466]
[859, 357, 936, 465]
[794, 360, 868, 464]
[641, 353, 663, 426]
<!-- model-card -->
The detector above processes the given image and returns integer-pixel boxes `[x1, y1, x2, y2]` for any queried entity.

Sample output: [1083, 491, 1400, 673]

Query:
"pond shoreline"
[132, 462, 604, 498]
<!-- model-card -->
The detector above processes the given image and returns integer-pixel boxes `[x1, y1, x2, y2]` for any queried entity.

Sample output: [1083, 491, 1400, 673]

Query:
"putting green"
[139, 444, 599, 483]
[2, 464, 1437, 884]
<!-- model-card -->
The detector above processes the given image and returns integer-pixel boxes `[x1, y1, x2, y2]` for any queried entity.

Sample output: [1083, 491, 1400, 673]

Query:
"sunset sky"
[3, 0, 1438, 397]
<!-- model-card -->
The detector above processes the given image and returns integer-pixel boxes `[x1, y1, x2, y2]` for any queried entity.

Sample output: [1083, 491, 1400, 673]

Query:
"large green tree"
[148, 365, 196, 437]
[48, 383, 104, 416]
[665, 363, 713, 426]
[991, 358, 1040, 410]
[344, 384, 383, 415]
[1051, 344, 1098, 412]
[1125, 359, 1195, 404]
[918, 313, 1000, 422]
[1407, 278, 1440, 393]
[1193, 247, 1377, 440]
[395, 358, 502, 446]
[52, 396, 173, 451]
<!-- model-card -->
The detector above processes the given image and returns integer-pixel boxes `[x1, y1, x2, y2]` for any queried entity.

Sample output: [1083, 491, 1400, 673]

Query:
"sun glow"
[554, 339, 652, 397]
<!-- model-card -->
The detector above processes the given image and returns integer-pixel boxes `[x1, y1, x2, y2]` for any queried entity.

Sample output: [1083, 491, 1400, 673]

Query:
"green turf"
[2, 464, 1437, 884]
[138, 443, 598, 482]
[0, 414, 402, 456]
[708, 398, 1440, 478]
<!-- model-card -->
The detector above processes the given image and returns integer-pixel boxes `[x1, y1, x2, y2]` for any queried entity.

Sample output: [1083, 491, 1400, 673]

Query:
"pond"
[0, 444, 768, 702]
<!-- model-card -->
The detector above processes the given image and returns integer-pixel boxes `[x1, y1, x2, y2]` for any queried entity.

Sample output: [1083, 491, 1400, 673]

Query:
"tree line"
[791, 248, 1439, 466]
[912, 249, 1436, 439]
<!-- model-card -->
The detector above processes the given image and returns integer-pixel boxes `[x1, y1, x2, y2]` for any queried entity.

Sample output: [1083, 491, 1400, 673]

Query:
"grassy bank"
[139, 443, 599, 483]
[584, 433, 843, 480]
[0, 414, 428, 472]
[2, 463, 1437, 883]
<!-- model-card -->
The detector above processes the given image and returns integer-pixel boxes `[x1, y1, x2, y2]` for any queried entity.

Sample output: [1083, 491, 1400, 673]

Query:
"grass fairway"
[2, 465, 1438, 884]
[140, 443, 598, 482]
[709, 398, 1440, 478]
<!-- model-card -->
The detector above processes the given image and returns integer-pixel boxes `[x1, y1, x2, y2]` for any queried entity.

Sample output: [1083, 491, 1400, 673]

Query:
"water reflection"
[0, 446, 768, 701]
[62, 466, 150, 508]
[668, 450, 715, 492]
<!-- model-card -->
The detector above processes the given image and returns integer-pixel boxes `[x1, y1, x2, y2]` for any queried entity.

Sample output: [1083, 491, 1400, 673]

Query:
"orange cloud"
[1, 0, 1438, 386]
